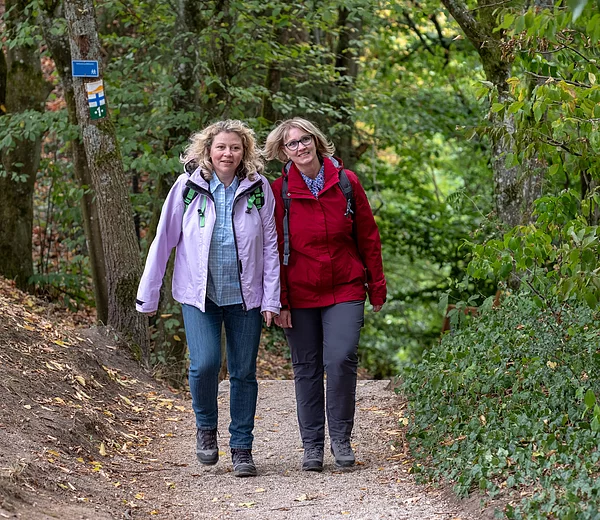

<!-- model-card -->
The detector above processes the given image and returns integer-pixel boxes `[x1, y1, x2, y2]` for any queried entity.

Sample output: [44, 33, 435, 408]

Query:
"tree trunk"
[0, 0, 49, 291]
[38, 3, 109, 323]
[63, 0, 149, 359]
[441, 0, 543, 226]
[207, 0, 234, 115]
[0, 46, 6, 107]
[333, 7, 362, 170]
[262, 22, 295, 124]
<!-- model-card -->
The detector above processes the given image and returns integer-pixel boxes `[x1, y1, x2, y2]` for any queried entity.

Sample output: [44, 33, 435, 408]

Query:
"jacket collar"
[284, 156, 344, 197]
[189, 167, 259, 194]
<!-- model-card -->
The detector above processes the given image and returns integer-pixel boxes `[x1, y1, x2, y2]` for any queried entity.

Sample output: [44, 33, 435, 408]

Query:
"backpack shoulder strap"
[246, 183, 265, 212]
[281, 175, 291, 266]
[182, 179, 202, 213]
[338, 169, 354, 218]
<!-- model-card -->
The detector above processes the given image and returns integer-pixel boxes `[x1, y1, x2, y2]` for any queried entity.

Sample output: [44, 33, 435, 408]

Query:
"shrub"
[401, 293, 600, 519]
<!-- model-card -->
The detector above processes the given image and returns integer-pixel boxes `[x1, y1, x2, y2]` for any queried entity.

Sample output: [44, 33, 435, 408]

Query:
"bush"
[401, 293, 600, 519]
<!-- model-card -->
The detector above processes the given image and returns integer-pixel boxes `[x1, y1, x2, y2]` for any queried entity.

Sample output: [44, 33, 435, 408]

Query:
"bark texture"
[0, 0, 49, 291]
[442, 0, 542, 226]
[63, 0, 149, 359]
[38, 2, 109, 323]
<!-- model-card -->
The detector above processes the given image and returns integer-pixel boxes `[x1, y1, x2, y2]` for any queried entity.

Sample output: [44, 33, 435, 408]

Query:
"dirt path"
[134, 380, 477, 519]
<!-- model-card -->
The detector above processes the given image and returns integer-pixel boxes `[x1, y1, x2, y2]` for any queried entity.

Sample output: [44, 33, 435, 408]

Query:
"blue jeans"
[182, 300, 262, 449]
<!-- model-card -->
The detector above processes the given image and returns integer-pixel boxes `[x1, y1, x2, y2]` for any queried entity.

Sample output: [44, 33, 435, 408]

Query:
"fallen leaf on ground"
[120, 395, 133, 406]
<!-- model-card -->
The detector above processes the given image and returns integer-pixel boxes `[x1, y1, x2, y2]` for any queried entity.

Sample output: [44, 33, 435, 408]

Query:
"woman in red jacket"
[264, 118, 386, 472]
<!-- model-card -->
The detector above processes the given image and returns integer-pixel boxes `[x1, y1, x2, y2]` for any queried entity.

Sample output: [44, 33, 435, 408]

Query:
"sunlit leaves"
[568, 0, 589, 22]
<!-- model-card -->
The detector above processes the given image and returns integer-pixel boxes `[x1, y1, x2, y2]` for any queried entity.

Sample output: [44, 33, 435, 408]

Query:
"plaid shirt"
[300, 164, 325, 198]
[206, 175, 242, 307]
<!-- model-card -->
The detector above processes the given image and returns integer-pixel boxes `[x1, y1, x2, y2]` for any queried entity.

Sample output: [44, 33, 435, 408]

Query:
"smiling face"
[283, 126, 321, 176]
[210, 131, 244, 183]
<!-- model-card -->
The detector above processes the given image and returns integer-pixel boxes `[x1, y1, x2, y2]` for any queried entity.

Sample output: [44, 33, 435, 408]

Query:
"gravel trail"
[137, 380, 479, 520]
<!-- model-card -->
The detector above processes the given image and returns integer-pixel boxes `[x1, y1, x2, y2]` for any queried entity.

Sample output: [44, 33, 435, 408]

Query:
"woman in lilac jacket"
[136, 120, 280, 477]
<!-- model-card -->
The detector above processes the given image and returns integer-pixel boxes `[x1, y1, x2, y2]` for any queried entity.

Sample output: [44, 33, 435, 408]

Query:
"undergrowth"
[401, 293, 600, 519]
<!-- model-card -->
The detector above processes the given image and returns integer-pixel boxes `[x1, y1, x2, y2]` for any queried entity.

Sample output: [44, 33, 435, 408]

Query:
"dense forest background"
[2, 0, 600, 516]
[0, 0, 598, 375]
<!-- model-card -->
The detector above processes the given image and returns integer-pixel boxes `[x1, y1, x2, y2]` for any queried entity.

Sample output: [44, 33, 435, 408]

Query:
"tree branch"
[403, 13, 434, 55]
[441, 0, 489, 49]
[524, 70, 591, 88]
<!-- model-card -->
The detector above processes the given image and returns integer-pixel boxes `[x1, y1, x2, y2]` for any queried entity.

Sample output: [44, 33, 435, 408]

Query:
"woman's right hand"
[274, 309, 292, 328]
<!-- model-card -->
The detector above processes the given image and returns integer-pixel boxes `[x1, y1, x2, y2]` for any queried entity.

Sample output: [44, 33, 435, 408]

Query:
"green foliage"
[401, 293, 600, 518]
[29, 113, 94, 309]
[462, 0, 600, 316]
[350, 5, 495, 371]
[487, 2, 600, 193]
[468, 190, 600, 311]
[0, 110, 56, 180]
[2, 0, 501, 378]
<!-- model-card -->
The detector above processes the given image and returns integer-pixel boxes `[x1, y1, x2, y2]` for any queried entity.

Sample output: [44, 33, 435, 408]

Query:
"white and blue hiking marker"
[85, 79, 107, 120]
[71, 60, 99, 78]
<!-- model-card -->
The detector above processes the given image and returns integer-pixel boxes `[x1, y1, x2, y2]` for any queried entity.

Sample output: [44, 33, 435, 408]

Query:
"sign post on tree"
[64, 0, 150, 361]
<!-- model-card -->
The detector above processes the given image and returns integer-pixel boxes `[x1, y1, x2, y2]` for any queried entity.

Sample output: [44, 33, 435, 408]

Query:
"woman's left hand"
[262, 311, 275, 326]
[372, 304, 383, 313]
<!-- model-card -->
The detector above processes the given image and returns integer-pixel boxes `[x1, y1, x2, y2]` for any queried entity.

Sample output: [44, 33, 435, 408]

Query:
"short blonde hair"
[264, 118, 335, 163]
[180, 120, 264, 181]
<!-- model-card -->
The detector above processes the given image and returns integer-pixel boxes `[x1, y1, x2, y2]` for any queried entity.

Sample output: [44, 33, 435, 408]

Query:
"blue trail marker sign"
[72, 60, 99, 78]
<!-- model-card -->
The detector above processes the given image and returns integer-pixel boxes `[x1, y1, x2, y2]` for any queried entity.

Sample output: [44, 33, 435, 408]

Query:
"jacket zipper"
[231, 180, 262, 312]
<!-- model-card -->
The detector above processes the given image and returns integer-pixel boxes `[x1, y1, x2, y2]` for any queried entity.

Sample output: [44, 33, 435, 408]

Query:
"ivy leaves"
[402, 294, 600, 517]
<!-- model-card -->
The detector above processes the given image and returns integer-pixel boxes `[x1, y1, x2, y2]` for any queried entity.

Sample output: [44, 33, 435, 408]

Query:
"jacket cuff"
[261, 304, 281, 315]
[136, 299, 157, 314]
[368, 281, 387, 307]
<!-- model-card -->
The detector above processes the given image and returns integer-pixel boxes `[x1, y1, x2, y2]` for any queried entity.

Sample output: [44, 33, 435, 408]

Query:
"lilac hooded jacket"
[136, 167, 280, 314]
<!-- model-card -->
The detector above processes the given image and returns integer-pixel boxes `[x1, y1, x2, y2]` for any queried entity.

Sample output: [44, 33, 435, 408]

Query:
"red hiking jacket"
[271, 156, 386, 309]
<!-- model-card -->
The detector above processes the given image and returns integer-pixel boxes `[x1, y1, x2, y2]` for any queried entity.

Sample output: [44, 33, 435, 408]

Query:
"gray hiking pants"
[284, 300, 365, 448]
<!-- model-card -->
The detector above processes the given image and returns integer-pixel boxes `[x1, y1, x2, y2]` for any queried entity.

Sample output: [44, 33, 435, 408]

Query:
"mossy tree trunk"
[441, 0, 543, 227]
[0, 0, 50, 291]
[38, 2, 109, 324]
[63, 0, 149, 360]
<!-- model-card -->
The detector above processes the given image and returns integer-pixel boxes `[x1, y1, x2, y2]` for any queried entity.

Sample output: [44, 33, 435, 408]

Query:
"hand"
[144, 311, 157, 317]
[372, 304, 383, 313]
[274, 309, 292, 328]
[262, 311, 275, 327]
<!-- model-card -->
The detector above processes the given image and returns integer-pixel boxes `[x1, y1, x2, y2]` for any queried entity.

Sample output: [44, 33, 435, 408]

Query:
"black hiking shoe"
[196, 428, 218, 465]
[231, 448, 257, 477]
[330, 439, 355, 468]
[302, 446, 324, 472]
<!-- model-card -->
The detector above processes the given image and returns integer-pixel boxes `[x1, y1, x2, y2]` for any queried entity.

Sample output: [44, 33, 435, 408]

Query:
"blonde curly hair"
[180, 120, 264, 181]
[264, 117, 335, 163]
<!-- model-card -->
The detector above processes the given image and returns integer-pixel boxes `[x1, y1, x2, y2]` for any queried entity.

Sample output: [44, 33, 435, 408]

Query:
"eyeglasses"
[284, 134, 313, 151]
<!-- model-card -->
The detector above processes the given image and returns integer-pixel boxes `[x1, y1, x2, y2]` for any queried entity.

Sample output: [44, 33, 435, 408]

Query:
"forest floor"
[0, 277, 503, 519]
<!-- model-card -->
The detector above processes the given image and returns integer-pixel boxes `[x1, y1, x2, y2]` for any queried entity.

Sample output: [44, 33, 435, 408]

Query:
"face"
[283, 126, 318, 170]
[210, 131, 244, 180]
